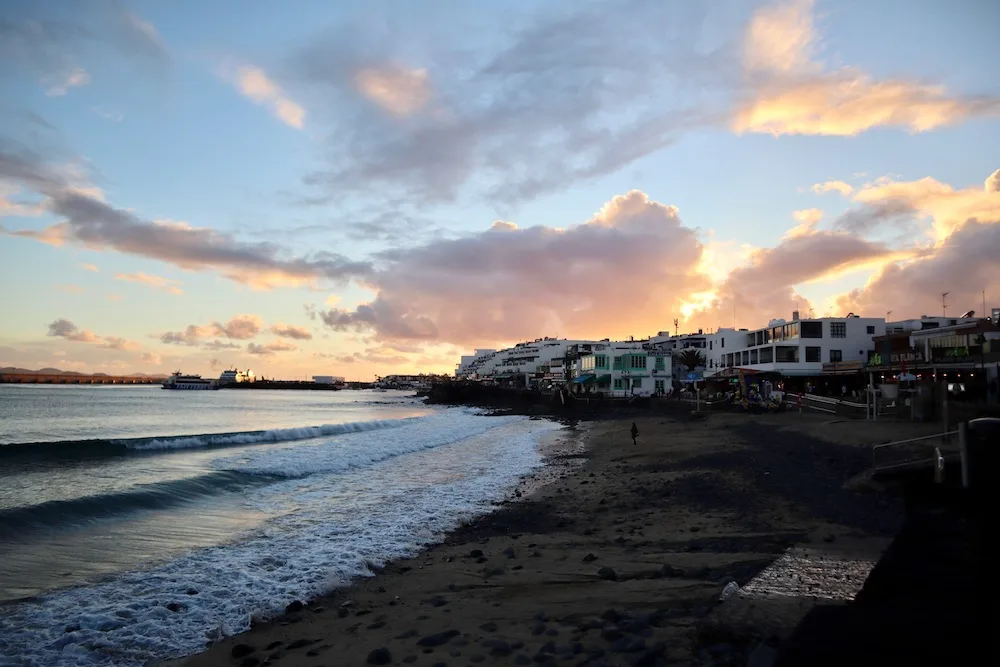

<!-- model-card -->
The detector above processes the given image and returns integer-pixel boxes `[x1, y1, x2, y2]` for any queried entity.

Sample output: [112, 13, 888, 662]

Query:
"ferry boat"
[162, 371, 217, 390]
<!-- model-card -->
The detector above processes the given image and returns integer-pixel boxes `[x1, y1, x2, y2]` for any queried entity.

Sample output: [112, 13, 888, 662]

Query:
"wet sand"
[172, 412, 936, 667]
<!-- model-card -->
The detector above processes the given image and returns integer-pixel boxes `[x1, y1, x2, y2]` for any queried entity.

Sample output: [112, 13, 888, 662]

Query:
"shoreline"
[168, 411, 934, 667]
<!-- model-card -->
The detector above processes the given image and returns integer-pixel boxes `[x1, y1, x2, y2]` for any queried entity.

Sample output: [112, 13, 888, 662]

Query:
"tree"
[677, 349, 705, 372]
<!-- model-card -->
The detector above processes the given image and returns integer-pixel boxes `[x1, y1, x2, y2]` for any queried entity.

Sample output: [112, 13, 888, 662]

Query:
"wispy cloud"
[270, 323, 313, 340]
[1, 147, 372, 290]
[248, 340, 297, 355]
[55, 283, 85, 294]
[220, 60, 305, 129]
[115, 271, 183, 295]
[92, 107, 124, 122]
[354, 64, 432, 117]
[45, 67, 91, 97]
[80, 263, 100, 272]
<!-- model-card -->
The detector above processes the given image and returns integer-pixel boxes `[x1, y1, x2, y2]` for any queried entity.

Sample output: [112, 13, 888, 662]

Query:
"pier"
[0, 372, 161, 385]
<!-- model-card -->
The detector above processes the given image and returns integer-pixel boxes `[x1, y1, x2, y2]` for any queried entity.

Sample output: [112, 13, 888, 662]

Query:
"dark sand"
[171, 412, 940, 667]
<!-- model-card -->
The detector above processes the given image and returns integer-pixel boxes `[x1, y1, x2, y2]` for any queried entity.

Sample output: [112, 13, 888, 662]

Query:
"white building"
[704, 314, 886, 377]
[312, 375, 345, 385]
[457, 338, 594, 381]
[649, 330, 707, 383]
[569, 340, 672, 397]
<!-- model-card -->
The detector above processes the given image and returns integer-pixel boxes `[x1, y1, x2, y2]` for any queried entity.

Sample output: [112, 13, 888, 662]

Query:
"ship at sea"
[161, 371, 217, 390]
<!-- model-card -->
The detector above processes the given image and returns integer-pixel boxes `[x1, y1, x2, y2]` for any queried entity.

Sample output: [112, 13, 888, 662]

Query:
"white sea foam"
[0, 411, 563, 667]
[126, 418, 412, 451]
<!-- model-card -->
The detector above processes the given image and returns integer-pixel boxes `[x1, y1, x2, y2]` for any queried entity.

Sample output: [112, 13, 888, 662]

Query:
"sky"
[1, 0, 999, 381]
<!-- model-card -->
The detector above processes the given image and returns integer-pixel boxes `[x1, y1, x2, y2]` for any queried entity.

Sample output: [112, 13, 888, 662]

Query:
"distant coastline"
[0, 367, 165, 385]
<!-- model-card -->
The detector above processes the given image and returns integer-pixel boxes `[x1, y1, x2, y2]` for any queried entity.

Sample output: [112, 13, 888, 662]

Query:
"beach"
[171, 411, 940, 667]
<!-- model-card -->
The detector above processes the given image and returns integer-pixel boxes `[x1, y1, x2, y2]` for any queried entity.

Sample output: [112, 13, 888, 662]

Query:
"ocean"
[0, 385, 563, 666]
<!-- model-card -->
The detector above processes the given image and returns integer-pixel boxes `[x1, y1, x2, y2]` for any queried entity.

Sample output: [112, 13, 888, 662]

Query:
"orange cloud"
[734, 0, 1000, 136]
[115, 271, 183, 294]
[221, 60, 305, 129]
[354, 64, 432, 116]
[784, 208, 823, 238]
[318, 190, 708, 345]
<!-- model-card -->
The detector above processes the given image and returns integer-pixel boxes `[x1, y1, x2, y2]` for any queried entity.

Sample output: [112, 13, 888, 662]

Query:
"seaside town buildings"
[453, 308, 1000, 403]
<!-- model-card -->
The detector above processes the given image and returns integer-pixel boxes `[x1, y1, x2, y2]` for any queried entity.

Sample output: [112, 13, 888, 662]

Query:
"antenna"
[942, 292, 949, 318]
[886, 310, 892, 321]
[673, 318, 678, 336]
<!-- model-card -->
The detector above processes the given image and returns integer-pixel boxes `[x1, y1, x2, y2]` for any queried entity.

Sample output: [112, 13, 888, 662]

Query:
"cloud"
[221, 61, 305, 129]
[317, 190, 707, 345]
[115, 271, 183, 295]
[92, 107, 124, 122]
[987, 169, 1000, 194]
[812, 180, 854, 196]
[784, 208, 823, 239]
[297, 1, 728, 205]
[55, 283, 85, 294]
[48, 319, 99, 343]
[203, 340, 241, 350]
[833, 171, 1000, 240]
[80, 263, 99, 272]
[354, 64, 432, 116]
[734, 0, 1000, 136]
[248, 340, 297, 356]
[0, 148, 373, 289]
[836, 221, 1000, 319]
[47, 318, 137, 350]
[687, 229, 902, 329]
[140, 351, 162, 365]
[270, 323, 313, 340]
[0, 3, 170, 92]
[160, 314, 263, 346]
[46, 67, 91, 96]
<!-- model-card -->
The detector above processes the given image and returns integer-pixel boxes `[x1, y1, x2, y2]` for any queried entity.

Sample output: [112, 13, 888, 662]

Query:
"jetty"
[0, 371, 161, 385]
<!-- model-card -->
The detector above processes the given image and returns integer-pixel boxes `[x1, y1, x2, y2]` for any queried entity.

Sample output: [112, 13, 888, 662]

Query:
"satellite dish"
[959, 310, 975, 318]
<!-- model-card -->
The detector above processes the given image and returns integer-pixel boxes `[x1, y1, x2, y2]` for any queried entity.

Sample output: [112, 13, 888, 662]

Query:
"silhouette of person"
[630, 422, 639, 446]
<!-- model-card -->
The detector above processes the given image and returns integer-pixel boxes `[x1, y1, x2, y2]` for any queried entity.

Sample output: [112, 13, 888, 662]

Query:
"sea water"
[0, 385, 562, 666]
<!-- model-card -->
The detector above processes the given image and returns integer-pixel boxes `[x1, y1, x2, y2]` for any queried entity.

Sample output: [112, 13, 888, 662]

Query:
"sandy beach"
[171, 411, 940, 667]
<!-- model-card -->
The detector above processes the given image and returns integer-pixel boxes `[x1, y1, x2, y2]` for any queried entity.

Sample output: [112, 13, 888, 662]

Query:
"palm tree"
[677, 349, 706, 372]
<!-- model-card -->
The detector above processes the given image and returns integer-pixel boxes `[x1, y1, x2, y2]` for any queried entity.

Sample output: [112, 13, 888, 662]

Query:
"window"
[750, 349, 758, 364]
[614, 379, 623, 389]
[655, 380, 665, 393]
[742, 350, 749, 364]
[655, 357, 665, 371]
[595, 355, 607, 369]
[709, 340, 713, 350]
[866, 326, 875, 335]
[759, 346, 773, 363]
[829, 349, 843, 362]
[805, 346, 821, 362]
[721, 337, 725, 348]
[801, 322, 823, 338]
[830, 322, 847, 338]
[630, 355, 647, 369]
[775, 346, 799, 362]
[613, 356, 622, 370]
[632, 378, 642, 388]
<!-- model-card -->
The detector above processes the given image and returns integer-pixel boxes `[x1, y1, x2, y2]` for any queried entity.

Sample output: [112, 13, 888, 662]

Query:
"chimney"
[792, 310, 800, 321]
[697, 328, 703, 334]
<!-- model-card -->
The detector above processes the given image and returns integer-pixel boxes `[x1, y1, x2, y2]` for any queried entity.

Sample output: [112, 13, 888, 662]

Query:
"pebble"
[582, 553, 598, 563]
[531, 623, 547, 635]
[265, 641, 283, 650]
[363, 647, 391, 665]
[306, 645, 331, 657]
[503, 547, 517, 558]
[597, 566, 618, 581]
[286, 638, 316, 650]
[284, 600, 304, 614]
[469, 549, 484, 558]
[427, 596, 449, 607]
[479, 622, 498, 632]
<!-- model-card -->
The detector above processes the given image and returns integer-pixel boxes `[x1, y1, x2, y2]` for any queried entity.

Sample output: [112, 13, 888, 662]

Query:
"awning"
[595, 374, 612, 384]
[573, 374, 596, 384]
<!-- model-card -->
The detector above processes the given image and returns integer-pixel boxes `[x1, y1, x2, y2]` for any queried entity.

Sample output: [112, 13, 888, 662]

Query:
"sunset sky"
[1, 0, 998, 381]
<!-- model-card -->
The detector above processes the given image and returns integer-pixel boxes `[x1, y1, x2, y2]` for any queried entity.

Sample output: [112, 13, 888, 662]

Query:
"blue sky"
[1, 0, 998, 379]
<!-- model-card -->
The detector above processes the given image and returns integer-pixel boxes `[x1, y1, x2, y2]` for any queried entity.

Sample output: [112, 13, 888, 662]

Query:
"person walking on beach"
[630, 422, 639, 446]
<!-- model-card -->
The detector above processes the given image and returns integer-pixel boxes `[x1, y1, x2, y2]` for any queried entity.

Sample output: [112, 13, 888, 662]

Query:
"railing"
[872, 431, 960, 474]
